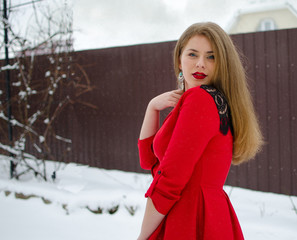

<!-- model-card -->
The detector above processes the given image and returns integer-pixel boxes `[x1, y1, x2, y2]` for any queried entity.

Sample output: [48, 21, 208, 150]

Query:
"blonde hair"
[173, 22, 264, 164]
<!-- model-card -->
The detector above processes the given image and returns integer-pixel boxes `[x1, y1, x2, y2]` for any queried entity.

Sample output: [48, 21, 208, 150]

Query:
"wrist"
[147, 99, 159, 112]
[137, 234, 148, 240]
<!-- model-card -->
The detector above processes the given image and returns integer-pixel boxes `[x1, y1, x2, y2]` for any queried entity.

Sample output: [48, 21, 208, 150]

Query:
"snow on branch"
[55, 135, 72, 143]
[0, 62, 19, 72]
[0, 143, 36, 160]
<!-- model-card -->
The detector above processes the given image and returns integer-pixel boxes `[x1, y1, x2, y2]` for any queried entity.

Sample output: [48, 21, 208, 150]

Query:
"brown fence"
[1, 28, 296, 196]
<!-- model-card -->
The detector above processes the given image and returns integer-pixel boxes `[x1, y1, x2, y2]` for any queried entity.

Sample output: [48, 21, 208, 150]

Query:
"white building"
[227, 0, 297, 34]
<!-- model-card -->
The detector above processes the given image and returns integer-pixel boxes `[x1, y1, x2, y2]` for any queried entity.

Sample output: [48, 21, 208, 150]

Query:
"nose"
[196, 57, 205, 69]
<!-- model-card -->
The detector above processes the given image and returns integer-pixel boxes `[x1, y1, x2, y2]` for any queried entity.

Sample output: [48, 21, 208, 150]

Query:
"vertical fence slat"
[265, 30, 280, 194]
[276, 30, 292, 195]
[253, 31, 269, 193]
[288, 29, 297, 196]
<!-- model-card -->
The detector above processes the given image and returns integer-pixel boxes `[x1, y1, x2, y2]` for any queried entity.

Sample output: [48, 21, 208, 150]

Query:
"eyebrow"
[186, 49, 214, 54]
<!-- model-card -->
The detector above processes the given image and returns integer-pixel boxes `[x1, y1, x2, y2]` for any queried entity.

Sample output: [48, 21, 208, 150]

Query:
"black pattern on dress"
[200, 85, 233, 135]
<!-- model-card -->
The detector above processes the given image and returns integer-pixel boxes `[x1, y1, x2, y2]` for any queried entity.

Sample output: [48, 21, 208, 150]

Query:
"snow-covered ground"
[0, 156, 296, 240]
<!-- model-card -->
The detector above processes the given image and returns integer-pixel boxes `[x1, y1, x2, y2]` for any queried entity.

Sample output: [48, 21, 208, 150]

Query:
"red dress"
[138, 85, 244, 240]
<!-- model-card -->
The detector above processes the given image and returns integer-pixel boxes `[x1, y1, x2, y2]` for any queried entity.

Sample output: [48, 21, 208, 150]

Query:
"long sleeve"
[145, 87, 220, 215]
[138, 134, 158, 170]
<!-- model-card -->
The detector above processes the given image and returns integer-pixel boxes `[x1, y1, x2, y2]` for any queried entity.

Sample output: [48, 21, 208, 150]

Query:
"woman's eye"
[207, 55, 215, 60]
[189, 53, 196, 57]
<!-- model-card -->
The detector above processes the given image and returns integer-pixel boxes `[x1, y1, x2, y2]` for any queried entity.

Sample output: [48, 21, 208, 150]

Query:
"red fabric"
[138, 86, 244, 240]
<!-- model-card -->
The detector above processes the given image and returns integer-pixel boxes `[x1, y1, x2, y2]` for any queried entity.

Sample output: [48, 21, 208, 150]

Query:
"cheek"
[208, 63, 215, 75]
[181, 58, 193, 70]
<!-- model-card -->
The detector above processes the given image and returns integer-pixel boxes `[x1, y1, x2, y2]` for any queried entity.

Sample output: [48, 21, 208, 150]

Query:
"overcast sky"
[2, 0, 293, 54]
[71, 0, 251, 51]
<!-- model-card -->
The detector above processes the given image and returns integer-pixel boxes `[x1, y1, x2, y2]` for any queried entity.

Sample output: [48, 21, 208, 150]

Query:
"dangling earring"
[178, 71, 185, 90]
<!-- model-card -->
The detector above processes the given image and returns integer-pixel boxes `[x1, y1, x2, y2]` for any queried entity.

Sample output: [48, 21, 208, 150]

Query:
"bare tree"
[0, 0, 95, 181]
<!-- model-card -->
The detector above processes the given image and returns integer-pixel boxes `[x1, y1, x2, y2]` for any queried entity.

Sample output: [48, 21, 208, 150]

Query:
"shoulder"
[178, 86, 219, 122]
[184, 85, 230, 111]
[181, 85, 233, 135]
[181, 85, 215, 106]
[180, 86, 219, 114]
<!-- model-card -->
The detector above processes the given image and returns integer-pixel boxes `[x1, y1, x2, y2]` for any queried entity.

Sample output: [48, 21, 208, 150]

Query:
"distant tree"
[0, 0, 95, 180]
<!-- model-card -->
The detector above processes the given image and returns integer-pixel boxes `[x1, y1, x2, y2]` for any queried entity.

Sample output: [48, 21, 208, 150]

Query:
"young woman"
[137, 22, 263, 240]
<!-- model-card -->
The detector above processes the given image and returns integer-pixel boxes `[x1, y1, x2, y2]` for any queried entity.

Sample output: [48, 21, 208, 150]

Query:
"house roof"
[238, 0, 297, 16]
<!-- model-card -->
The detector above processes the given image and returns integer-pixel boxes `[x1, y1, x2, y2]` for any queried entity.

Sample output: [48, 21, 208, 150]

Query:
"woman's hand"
[139, 89, 183, 140]
[148, 89, 183, 111]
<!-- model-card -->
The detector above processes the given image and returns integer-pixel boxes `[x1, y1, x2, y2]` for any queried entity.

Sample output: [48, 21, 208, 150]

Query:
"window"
[258, 18, 277, 31]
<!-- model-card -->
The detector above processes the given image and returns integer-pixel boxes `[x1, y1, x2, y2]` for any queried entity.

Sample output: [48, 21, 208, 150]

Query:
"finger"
[173, 89, 184, 95]
[171, 93, 183, 101]
[167, 100, 178, 107]
[169, 98, 181, 106]
[171, 90, 183, 98]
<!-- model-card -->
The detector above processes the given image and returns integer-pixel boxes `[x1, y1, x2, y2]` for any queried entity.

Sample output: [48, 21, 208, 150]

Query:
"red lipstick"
[192, 72, 207, 80]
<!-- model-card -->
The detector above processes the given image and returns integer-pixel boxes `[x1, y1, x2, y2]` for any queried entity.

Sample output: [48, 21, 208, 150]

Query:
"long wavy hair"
[173, 22, 264, 164]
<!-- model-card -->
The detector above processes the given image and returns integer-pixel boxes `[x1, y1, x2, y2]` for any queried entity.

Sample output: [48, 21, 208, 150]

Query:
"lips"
[192, 72, 207, 80]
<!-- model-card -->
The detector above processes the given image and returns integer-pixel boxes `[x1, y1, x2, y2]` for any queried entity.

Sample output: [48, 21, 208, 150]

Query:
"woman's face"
[179, 34, 215, 90]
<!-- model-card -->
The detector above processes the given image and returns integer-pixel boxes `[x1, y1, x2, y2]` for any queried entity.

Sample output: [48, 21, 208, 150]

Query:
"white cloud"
[72, 0, 251, 50]
[72, 0, 186, 50]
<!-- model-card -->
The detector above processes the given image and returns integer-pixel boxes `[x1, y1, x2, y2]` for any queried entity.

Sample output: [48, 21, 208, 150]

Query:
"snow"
[0, 63, 19, 71]
[0, 156, 296, 240]
[45, 71, 51, 77]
